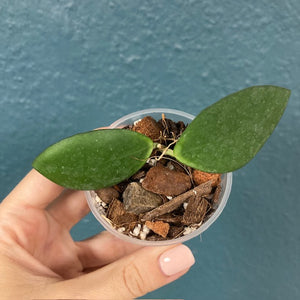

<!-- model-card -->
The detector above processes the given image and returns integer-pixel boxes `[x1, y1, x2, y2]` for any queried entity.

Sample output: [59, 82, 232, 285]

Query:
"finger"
[49, 244, 195, 299]
[47, 190, 90, 230]
[76, 231, 142, 270]
[3, 169, 63, 209]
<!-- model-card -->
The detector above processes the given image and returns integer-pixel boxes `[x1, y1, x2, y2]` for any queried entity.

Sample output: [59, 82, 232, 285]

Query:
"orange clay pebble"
[145, 220, 170, 238]
[192, 170, 221, 187]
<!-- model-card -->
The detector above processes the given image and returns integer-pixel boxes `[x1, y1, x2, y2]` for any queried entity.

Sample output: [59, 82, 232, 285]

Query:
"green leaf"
[174, 85, 291, 173]
[33, 129, 153, 190]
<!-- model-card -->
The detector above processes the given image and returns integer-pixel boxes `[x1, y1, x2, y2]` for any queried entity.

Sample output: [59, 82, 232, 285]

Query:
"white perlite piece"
[93, 192, 108, 210]
[117, 227, 126, 233]
[166, 196, 173, 200]
[139, 224, 150, 240]
[192, 221, 203, 229]
[101, 201, 108, 208]
[95, 195, 101, 203]
[139, 232, 147, 240]
[183, 226, 197, 236]
[146, 158, 157, 166]
[133, 119, 142, 126]
[167, 162, 175, 170]
[183, 202, 188, 210]
[94, 201, 106, 216]
[131, 224, 142, 237]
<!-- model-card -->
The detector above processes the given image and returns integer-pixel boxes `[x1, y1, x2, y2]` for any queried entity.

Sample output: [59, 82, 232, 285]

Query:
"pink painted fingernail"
[159, 245, 195, 276]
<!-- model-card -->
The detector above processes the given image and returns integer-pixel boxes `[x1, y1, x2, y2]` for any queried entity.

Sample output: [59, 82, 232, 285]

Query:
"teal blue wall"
[1, 1, 299, 299]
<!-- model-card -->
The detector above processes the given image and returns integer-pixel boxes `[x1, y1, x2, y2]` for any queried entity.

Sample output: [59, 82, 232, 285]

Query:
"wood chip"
[141, 180, 212, 221]
[107, 198, 126, 222]
[154, 213, 183, 224]
[133, 116, 163, 140]
[130, 170, 146, 181]
[212, 184, 222, 208]
[145, 234, 166, 241]
[167, 225, 185, 239]
[96, 187, 120, 204]
[107, 198, 138, 226]
[193, 170, 221, 187]
[182, 196, 209, 225]
[145, 221, 170, 238]
[142, 165, 192, 196]
[113, 213, 138, 226]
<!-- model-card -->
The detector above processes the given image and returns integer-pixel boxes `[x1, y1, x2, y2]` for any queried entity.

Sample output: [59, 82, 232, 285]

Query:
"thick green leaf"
[174, 85, 291, 173]
[33, 129, 153, 190]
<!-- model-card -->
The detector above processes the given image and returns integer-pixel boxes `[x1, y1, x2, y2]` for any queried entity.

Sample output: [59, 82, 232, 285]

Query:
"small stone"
[145, 221, 170, 238]
[132, 116, 163, 140]
[123, 182, 163, 214]
[142, 165, 192, 197]
[192, 170, 221, 187]
[96, 187, 120, 204]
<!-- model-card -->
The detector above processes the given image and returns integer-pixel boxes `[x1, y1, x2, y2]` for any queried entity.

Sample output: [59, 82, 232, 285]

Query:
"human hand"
[0, 169, 195, 299]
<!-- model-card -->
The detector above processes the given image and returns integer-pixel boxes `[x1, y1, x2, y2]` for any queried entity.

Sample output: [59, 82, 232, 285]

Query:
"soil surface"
[92, 115, 222, 241]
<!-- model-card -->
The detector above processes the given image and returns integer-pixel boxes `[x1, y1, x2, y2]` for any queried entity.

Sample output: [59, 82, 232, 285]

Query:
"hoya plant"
[33, 85, 290, 190]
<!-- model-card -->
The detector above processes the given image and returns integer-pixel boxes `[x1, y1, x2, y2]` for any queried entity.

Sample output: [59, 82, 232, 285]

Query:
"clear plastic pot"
[85, 108, 232, 246]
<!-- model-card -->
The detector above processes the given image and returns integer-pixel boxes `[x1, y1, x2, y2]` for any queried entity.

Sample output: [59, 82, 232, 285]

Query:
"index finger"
[3, 169, 64, 209]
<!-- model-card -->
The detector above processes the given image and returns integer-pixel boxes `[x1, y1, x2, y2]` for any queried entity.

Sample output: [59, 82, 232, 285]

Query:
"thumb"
[52, 244, 195, 299]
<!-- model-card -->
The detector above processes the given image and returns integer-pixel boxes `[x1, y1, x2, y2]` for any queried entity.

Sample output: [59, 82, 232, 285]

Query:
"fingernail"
[159, 245, 195, 276]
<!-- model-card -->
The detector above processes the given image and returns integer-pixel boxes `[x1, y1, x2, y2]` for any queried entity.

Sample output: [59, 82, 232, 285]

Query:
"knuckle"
[121, 262, 147, 298]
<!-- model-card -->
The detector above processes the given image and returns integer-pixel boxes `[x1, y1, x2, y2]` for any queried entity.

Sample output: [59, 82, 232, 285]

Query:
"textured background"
[1, 1, 299, 299]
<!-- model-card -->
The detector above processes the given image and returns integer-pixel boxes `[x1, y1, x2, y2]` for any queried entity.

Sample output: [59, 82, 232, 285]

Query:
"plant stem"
[164, 148, 175, 157]
[153, 142, 159, 149]
[154, 143, 176, 159]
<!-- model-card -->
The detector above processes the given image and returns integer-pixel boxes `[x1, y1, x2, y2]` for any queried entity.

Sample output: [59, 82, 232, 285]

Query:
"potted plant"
[33, 85, 290, 245]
